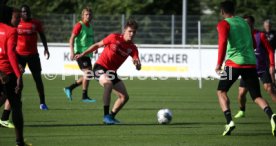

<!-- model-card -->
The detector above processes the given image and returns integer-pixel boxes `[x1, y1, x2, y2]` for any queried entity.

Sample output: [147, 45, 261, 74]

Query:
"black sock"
[224, 109, 232, 124]
[110, 111, 117, 118]
[1, 110, 11, 121]
[40, 94, 45, 105]
[104, 106, 109, 116]
[264, 106, 273, 119]
[68, 82, 80, 90]
[240, 107, 245, 112]
[82, 90, 88, 99]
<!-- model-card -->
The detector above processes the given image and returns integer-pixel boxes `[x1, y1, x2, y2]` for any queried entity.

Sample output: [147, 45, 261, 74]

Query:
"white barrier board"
[25, 44, 219, 78]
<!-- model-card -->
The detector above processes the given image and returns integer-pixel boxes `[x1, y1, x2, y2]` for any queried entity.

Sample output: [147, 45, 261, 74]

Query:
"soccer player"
[216, 1, 276, 136]
[16, 4, 50, 110]
[75, 19, 141, 124]
[234, 15, 276, 119]
[63, 7, 96, 103]
[0, 2, 18, 128]
[263, 19, 276, 50]
[0, 5, 31, 146]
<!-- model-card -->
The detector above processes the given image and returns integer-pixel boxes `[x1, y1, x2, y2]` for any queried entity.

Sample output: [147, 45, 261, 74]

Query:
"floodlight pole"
[182, 0, 187, 45]
[198, 21, 202, 89]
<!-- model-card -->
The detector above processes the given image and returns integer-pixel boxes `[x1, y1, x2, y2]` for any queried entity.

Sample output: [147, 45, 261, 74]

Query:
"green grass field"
[1, 75, 276, 146]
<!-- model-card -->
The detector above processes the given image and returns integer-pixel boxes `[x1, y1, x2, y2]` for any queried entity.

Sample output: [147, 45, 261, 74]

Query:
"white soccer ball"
[157, 109, 172, 124]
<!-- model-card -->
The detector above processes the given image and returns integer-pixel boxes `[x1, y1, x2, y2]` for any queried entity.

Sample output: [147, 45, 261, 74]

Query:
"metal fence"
[38, 14, 275, 45]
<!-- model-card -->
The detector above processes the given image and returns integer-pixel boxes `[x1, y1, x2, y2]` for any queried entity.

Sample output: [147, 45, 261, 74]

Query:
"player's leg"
[63, 57, 86, 101]
[260, 70, 276, 102]
[81, 66, 96, 102]
[98, 73, 114, 124]
[5, 74, 24, 145]
[110, 79, 129, 123]
[263, 83, 276, 102]
[234, 79, 247, 118]
[241, 68, 276, 136]
[0, 99, 14, 128]
[64, 77, 82, 101]
[217, 66, 240, 136]
[28, 54, 48, 110]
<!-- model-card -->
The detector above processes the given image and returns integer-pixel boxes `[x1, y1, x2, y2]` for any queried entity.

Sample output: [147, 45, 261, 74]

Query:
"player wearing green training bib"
[64, 7, 96, 103]
[215, 1, 276, 137]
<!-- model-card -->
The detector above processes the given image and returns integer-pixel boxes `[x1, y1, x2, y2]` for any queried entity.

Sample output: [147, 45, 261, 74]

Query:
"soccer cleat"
[222, 121, 235, 136]
[64, 87, 72, 101]
[234, 110, 245, 118]
[0, 120, 15, 128]
[16, 141, 32, 146]
[40, 104, 49, 110]
[113, 117, 120, 124]
[271, 114, 276, 137]
[82, 97, 96, 103]
[103, 115, 116, 125]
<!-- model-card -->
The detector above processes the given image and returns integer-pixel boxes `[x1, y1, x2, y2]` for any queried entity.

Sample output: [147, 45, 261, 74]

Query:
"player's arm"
[261, 33, 275, 83]
[7, 30, 22, 93]
[38, 32, 50, 59]
[131, 48, 141, 71]
[69, 23, 82, 60]
[216, 20, 229, 74]
[69, 33, 77, 60]
[75, 40, 104, 59]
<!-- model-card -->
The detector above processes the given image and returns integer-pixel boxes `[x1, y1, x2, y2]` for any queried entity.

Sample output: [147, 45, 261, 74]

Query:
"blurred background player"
[263, 19, 276, 50]
[64, 7, 96, 103]
[16, 4, 50, 110]
[75, 19, 141, 125]
[234, 15, 276, 119]
[0, 5, 31, 146]
[215, 1, 276, 136]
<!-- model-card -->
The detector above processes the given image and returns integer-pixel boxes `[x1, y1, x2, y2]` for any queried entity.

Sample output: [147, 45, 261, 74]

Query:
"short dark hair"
[220, 1, 235, 14]
[20, 4, 31, 13]
[0, 5, 13, 25]
[243, 15, 255, 24]
[124, 18, 138, 30]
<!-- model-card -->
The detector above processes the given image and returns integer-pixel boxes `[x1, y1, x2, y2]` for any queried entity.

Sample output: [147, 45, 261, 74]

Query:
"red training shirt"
[0, 23, 22, 78]
[96, 33, 139, 71]
[16, 18, 43, 55]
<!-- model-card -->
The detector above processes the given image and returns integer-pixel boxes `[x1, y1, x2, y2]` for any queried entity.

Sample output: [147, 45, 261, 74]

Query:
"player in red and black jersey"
[76, 19, 141, 124]
[16, 4, 50, 110]
[263, 19, 276, 50]
[0, 5, 31, 146]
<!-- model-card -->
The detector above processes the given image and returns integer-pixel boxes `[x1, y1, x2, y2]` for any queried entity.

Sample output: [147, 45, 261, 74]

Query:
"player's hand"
[0, 71, 9, 84]
[215, 65, 222, 75]
[18, 64, 25, 73]
[15, 76, 23, 94]
[70, 53, 75, 61]
[133, 59, 141, 71]
[94, 49, 98, 54]
[44, 49, 50, 60]
[269, 66, 275, 75]
[74, 53, 83, 60]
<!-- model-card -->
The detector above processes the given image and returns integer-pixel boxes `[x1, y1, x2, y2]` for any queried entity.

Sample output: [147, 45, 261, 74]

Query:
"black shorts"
[217, 66, 262, 100]
[18, 54, 42, 73]
[76, 56, 92, 70]
[240, 69, 272, 88]
[92, 63, 121, 85]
